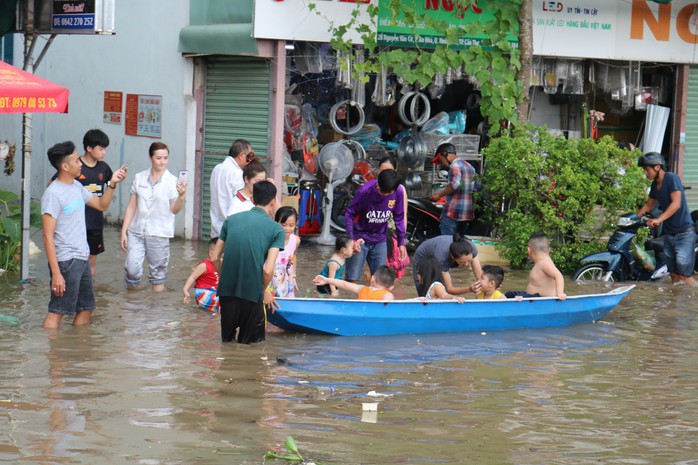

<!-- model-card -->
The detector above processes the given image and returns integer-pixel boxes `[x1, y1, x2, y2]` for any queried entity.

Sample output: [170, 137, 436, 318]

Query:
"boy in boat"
[476, 265, 506, 299]
[313, 265, 395, 301]
[505, 232, 566, 300]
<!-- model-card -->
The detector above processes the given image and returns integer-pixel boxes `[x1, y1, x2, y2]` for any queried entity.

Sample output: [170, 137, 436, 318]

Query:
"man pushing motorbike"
[636, 152, 696, 286]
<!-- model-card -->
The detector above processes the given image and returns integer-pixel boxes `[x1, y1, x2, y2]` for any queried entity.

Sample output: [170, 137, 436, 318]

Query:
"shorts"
[219, 296, 265, 344]
[317, 284, 332, 294]
[86, 229, 105, 256]
[195, 288, 219, 312]
[663, 229, 697, 277]
[345, 241, 388, 281]
[504, 291, 540, 299]
[48, 258, 96, 315]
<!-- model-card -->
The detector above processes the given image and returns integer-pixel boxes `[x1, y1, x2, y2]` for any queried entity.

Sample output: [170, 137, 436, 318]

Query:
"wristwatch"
[108, 182, 117, 189]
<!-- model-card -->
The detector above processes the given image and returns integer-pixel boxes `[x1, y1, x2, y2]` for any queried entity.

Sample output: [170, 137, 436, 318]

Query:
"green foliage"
[0, 189, 42, 272]
[480, 126, 648, 273]
[323, 0, 524, 129]
[264, 436, 317, 463]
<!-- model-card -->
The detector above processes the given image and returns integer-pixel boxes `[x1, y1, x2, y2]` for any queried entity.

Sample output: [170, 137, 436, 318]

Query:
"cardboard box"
[317, 124, 343, 144]
[281, 194, 299, 211]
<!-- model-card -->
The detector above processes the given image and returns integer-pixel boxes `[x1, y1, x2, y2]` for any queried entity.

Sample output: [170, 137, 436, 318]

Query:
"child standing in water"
[269, 206, 300, 297]
[183, 238, 220, 312]
[317, 234, 360, 296]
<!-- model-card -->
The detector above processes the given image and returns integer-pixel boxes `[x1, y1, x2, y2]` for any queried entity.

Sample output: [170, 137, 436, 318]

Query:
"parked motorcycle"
[405, 197, 442, 251]
[572, 212, 698, 282]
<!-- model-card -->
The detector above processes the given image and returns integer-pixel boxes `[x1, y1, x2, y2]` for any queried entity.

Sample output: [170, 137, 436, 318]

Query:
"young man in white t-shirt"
[41, 141, 127, 329]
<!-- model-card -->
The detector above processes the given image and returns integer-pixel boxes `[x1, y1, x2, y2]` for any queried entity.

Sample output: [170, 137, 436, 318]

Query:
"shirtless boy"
[525, 232, 566, 300]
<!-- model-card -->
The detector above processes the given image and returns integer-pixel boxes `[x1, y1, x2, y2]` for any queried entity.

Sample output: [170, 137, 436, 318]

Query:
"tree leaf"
[285, 436, 299, 455]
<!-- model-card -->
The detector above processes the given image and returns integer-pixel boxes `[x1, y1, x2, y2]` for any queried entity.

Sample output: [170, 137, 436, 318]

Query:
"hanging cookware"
[404, 171, 423, 191]
[397, 132, 429, 169]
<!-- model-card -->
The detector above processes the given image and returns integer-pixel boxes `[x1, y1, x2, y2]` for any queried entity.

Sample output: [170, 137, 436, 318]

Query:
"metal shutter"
[201, 56, 271, 238]
[685, 66, 698, 212]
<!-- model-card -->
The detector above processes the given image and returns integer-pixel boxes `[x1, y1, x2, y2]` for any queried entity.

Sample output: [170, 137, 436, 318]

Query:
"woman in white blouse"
[121, 142, 186, 291]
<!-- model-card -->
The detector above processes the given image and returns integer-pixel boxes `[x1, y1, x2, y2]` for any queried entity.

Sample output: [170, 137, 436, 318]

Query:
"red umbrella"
[0, 60, 69, 113]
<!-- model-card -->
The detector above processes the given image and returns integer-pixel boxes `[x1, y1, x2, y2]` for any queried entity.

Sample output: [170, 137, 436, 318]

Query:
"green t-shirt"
[218, 207, 286, 302]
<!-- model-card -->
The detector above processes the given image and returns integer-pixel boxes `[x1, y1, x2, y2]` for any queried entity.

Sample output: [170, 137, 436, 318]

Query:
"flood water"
[1, 226, 697, 465]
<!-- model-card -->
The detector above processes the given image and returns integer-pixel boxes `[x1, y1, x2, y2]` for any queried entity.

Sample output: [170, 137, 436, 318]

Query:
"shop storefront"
[178, 0, 282, 238]
[180, 0, 698, 237]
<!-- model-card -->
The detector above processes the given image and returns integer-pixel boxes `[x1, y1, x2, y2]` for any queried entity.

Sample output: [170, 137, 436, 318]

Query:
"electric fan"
[315, 141, 355, 245]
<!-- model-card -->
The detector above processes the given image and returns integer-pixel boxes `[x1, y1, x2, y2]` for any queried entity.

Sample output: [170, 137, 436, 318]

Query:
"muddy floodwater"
[1, 226, 697, 465]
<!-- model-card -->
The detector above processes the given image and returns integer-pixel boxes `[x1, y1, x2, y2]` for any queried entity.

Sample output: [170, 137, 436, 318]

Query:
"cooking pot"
[397, 133, 428, 168]
[404, 171, 423, 191]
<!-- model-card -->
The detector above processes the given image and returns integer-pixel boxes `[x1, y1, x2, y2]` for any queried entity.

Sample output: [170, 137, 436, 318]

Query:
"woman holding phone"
[121, 142, 187, 291]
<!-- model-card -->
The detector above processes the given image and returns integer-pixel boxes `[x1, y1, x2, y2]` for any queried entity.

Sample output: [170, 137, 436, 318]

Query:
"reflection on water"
[1, 226, 697, 464]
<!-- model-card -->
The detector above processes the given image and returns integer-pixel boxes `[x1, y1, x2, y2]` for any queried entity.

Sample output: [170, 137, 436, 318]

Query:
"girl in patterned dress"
[269, 206, 300, 297]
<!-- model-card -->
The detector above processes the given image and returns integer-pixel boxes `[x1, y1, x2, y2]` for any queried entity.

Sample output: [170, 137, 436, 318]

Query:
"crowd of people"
[40, 132, 695, 342]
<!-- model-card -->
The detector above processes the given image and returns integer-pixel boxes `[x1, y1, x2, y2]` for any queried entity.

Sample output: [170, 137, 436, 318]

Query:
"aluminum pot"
[404, 171, 423, 191]
[397, 133, 428, 168]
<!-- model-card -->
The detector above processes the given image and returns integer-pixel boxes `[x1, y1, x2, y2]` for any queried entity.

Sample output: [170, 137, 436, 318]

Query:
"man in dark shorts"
[78, 129, 115, 276]
[41, 141, 127, 328]
[211, 180, 285, 344]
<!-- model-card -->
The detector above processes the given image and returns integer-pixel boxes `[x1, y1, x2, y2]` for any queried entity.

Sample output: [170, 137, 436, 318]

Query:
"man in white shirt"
[209, 139, 254, 238]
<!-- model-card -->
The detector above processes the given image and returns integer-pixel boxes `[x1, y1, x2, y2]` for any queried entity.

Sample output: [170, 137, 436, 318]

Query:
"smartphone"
[120, 160, 130, 171]
[178, 170, 188, 184]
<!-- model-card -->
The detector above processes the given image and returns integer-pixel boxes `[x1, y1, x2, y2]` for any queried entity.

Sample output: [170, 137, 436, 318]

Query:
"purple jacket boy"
[344, 170, 407, 282]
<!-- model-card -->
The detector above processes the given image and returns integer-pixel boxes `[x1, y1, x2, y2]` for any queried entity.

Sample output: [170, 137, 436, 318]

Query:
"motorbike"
[572, 212, 698, 282]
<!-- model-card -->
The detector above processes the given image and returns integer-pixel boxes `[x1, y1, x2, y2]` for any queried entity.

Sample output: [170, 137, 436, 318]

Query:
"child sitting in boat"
[313, 265, 395, 301]
[505, 232, 567, 300]
[183, 238, 220, 312]
[317, 234, 362, 296]
[476, 265, 506, 299]
[415, 257, 465, 302]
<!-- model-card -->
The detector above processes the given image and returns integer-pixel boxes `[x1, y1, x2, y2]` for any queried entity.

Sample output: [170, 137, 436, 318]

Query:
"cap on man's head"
[432, 143, 456, 163]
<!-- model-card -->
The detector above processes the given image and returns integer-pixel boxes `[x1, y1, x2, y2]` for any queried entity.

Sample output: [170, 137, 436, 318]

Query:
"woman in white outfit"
[121, 142, 187, 291]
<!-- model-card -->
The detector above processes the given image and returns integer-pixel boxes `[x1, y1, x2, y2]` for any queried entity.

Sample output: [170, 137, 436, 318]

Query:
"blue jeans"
[48, 258, 95, 315]
[439, 212, 470, 236]
[345, 241, 388, 281]
[664, 228, 696, 277]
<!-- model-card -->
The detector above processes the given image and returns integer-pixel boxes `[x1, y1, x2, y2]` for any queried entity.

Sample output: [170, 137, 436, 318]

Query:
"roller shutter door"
[201, 56, 271, 238]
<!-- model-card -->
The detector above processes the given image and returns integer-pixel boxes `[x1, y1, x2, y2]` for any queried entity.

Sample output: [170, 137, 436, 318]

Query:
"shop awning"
[0, 60, 69, 113]
[178, 0, 258, 56]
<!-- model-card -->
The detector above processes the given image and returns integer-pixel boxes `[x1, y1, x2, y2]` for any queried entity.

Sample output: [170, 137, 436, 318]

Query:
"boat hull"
[268, 285, 634, 336]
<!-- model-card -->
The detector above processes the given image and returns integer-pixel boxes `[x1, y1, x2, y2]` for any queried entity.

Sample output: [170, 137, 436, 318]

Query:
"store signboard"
[103, 90, 122, 124]
[377, 1, 518, 49]
[253, 0, 375, 43]
[532, 0, 698, 64]
[253, 0, 698, 63]
[125, 94, 162, 138]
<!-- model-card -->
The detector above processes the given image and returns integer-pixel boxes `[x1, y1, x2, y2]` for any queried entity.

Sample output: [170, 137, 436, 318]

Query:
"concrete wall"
[1, 0, 196, 237]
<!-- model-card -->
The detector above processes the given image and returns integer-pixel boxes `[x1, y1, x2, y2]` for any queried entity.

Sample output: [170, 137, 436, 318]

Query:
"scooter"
[572, 212, 697, 282]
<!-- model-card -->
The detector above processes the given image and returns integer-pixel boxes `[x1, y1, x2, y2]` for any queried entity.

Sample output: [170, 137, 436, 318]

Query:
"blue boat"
[268, 285, 634, 336]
